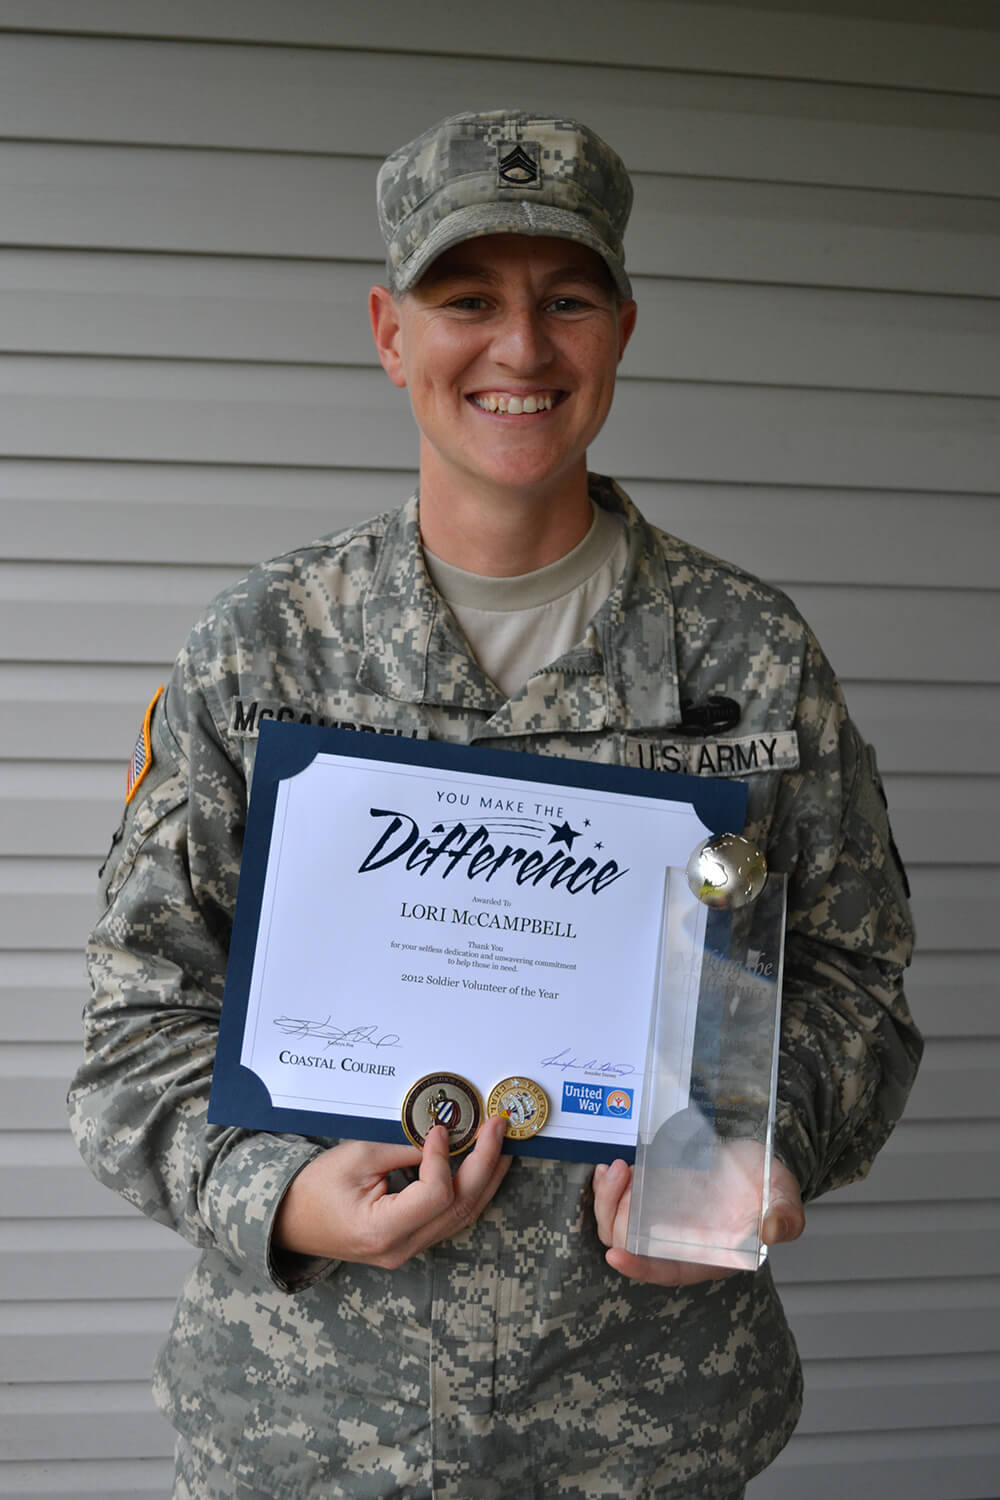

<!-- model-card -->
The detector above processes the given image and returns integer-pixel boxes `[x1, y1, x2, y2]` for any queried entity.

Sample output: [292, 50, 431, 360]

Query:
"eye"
[447, 295, 489, 311]
[546, 296, 587, 313]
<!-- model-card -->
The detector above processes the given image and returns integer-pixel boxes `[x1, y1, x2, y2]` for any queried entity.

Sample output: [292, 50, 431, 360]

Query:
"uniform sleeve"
[767, 628, 922, 1203]
[67, 643, 335, 1292]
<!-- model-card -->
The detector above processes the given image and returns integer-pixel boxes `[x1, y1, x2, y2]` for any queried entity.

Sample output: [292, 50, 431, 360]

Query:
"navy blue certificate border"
[209, 720, 748, 1164]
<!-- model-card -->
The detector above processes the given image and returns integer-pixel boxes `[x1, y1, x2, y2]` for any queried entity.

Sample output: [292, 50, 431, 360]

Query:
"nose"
[490, 303, 553, 373]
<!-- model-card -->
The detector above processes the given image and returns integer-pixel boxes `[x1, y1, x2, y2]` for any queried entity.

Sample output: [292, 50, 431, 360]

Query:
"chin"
[482, 467, 575, 497]
[475, 447, 583, 492]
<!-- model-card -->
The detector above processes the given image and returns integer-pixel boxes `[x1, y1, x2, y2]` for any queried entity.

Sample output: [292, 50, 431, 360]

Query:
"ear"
[616, 299, 638, 362]
[369, 285, 408, 388]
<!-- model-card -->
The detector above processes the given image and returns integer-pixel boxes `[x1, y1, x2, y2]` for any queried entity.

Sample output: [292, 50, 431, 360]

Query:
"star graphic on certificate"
[549, 820, 581, 850]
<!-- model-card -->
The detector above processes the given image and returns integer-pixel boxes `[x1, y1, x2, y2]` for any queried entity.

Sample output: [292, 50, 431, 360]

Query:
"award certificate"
[209, 723, 747, 1162]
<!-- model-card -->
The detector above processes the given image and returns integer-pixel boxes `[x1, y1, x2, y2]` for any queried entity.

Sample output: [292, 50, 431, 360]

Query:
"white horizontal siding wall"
[0, 3, 997, 1496]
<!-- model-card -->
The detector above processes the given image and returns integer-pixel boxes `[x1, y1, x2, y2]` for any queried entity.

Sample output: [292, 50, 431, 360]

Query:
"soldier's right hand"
[271, 1116, 510, 1268]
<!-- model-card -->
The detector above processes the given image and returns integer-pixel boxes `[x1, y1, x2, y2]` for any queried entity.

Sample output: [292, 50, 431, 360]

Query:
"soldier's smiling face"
[370, 235, 636, 509]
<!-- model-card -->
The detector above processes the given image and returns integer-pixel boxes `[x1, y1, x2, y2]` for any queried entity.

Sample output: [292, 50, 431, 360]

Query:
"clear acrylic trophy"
[626, 836, 786, 1272]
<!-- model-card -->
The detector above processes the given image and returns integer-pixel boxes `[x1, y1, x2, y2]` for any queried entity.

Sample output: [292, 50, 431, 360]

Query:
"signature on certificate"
[539, 1046, 636, 1078]
[273, 1016, 401, 1050]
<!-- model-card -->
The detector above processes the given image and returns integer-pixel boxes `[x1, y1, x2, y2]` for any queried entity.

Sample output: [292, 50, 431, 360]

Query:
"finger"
[380, 1125, 457, 1226]
[381, 1117, 510, 1257]
[761, 1200, 805, 1246]
[415, 1124, 455, 1195]
[592, 1159, 631, 1246]
[338, 1136, 425, 1189]
[407, 1115, 511, 1250]
[762, 1163, 806, 1246]
[605, 1246, 735, 1287]
[444, 1115, 512, 1225]
[357, 1128, 468, 1266]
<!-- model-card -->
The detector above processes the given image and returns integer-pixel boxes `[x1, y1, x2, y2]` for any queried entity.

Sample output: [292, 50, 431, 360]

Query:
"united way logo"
[562, 1082, 634, 1118]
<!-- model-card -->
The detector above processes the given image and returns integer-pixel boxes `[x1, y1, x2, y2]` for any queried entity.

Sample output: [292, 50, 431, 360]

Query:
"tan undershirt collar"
[423, 501, 622, 613]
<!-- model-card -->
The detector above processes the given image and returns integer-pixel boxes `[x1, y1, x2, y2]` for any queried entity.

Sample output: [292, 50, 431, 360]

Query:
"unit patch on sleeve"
[624, 730, 800, 778]
[125, 685, 164, 804]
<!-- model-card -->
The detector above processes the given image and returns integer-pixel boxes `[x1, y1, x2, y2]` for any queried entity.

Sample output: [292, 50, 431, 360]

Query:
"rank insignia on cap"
[126, 685, 164, 805]
[497, 142, 541, 187]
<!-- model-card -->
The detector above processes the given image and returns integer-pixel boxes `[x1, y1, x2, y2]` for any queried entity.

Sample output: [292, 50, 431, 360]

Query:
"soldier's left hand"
[592, 1152, 804, 1287]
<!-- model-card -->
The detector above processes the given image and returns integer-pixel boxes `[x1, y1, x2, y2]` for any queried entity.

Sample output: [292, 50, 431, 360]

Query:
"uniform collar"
[357, 477, 681, 734]
[357, 496, 499, 711]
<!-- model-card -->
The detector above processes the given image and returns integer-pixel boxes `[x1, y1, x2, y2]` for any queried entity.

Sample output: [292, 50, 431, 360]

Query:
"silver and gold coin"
[401, 1072, 483, 1154]
[486, 1076, 549, 1140]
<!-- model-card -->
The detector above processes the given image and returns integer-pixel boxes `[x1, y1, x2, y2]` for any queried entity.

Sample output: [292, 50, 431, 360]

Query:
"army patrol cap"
[376, 110, 634, 299]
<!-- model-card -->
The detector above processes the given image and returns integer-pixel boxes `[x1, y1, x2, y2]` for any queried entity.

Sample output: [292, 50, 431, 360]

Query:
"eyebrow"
[419, 262, 612, 293]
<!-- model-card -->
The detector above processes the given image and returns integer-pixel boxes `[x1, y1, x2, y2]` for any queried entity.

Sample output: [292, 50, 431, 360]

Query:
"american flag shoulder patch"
[126, 685, 165, 805]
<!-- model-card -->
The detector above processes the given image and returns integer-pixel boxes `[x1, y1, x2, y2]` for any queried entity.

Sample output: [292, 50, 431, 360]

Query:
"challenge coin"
[401, 1072, 483, 1155]
[486, 1077, 549, 1140]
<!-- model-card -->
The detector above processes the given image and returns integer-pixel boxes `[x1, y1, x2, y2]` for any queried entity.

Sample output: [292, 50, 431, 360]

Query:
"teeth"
[473, 393, 554, 414]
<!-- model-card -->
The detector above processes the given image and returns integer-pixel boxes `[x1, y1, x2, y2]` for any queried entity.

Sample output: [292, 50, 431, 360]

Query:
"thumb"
[762, 1162, 806, 1247]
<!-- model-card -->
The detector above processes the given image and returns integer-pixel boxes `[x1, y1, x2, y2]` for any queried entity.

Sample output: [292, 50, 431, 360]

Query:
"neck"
[416, 450, 593, 577]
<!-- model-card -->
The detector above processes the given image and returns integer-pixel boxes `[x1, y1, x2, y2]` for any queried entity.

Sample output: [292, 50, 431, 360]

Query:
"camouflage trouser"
[173, 1436, 747, 1500]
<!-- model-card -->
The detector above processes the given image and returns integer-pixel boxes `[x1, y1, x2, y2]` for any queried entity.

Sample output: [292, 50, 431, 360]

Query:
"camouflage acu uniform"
[69, 477, 920, 1499]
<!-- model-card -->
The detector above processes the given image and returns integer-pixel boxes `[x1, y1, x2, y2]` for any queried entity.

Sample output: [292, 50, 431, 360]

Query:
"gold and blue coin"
[401, 1072, 483, 1155]
[486, 1077, 549, 1140]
